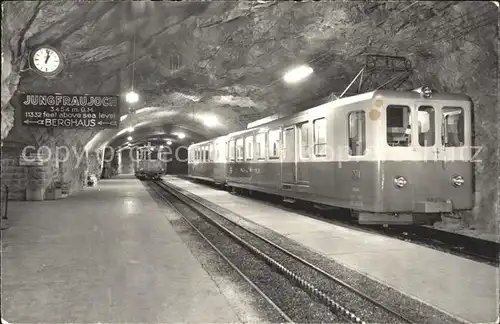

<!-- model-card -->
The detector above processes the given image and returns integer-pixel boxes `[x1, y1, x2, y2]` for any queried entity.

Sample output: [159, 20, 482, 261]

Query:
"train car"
[189, 87, 473, 225]
[135, 159, 164, 180]
[188, 135, 227, 185]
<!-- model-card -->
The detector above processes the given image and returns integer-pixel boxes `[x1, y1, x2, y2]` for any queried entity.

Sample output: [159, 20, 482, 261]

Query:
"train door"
[281, 126, 296, 184]
[414, 102, 440, 162]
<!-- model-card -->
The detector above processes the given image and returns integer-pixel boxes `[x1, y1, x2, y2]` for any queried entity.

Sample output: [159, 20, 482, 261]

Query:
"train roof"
[188, 134, 227, 148]
[244, 89, 471, 131]
[373, 89, 471, 101]
[190, 89, 472, 146]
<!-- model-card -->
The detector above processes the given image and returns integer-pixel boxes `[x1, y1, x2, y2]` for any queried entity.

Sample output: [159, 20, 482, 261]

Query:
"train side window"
[268, 129, 280, 159]
[348, 111, 366, 156]
[418, 106, 435, 146]
[209, 143, 214, 161]
[256, 133, 265, 160]
[245, 136, 253, 160]
[236, 138, 244, 161]
[229, 140, 235, 161]
[442, 107, 464, 147]
[298, 122, 310, 158]
[313, 118, 326, 156]
[386, 105, 411, 147]
[215, 142, 219, 160]
[195, 148, 198, 161]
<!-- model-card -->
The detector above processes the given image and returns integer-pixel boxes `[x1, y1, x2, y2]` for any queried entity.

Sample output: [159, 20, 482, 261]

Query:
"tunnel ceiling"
[1, 1, 498, 151]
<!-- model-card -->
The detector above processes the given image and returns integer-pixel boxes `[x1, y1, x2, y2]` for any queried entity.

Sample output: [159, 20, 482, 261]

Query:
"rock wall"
[1, 99, 97, 199]
[1, 156, 28, 201]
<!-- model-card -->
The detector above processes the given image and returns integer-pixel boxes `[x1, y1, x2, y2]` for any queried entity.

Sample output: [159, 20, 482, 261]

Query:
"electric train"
[187, 88, 472, 225]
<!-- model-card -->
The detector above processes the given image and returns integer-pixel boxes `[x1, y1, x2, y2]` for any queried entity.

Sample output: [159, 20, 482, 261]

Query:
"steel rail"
[155, 180, 415, 324]
[147, 180, 294, 323]
[154, 180, 365, 323]
[184, 175, 498, 266]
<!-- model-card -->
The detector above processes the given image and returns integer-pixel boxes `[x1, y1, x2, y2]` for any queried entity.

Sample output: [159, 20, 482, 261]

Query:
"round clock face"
[32, 47, 62, 74]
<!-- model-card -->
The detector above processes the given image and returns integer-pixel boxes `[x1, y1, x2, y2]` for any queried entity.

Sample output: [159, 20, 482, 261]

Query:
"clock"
[30, 45, 64, 77]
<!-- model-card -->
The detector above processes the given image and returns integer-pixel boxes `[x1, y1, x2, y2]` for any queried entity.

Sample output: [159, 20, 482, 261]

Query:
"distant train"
[135, 159, 164, 180]
[187, 88, 473, 225]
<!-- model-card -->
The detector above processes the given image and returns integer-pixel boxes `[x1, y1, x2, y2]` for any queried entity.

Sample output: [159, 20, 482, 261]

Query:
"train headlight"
[452, 175, 464, 187]
[393, 176, 407, 188]
[422, 86, 432, 98]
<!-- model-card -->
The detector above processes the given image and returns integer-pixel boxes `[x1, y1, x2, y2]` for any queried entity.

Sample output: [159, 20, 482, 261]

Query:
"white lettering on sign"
[99, 113, 116, 119]
[22, 93, 119, 129]
[23, 95, 118, 107]
[44, 119, 96, 127]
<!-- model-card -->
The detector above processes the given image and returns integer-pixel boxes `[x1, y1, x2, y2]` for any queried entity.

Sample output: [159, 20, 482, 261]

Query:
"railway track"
[149, 179, 416, 324]
[263, 197, 499, 266]
[180, 178, 498, 266]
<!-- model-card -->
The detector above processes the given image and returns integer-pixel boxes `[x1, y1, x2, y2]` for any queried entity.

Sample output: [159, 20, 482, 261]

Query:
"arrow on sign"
[24, 119, 44, 125]
[98, 121, 117, 126]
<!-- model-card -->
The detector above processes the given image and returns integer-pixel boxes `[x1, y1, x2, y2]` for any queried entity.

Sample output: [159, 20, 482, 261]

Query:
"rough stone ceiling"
[2, 1, 498, 150]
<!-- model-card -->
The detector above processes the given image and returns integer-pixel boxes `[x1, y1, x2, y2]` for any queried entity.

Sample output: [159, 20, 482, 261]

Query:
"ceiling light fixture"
[283, 65, 313, 84]
[203, 115, 219, 128]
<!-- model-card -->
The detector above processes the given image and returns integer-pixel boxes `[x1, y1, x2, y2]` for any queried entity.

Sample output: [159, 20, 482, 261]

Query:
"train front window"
[386, 105, 411, 147]
[442, 107, 465, 147]
[418, 106, 435, 146]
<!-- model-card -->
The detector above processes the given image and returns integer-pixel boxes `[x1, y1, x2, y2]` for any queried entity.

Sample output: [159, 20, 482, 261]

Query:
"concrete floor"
[164, 176, 499, 324]
[0, 176, 243, 323]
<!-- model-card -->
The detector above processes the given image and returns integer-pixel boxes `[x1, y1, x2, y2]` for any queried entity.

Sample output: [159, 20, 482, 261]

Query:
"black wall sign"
[20, 93, 120, 129]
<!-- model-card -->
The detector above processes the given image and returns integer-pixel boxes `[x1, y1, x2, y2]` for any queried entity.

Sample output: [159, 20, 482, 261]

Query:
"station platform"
[163, 176, 499, 324]
[0, 175, 250, 323]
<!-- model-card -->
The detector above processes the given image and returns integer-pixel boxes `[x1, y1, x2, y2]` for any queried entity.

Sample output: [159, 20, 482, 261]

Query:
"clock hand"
[45, 52, 50, 64]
